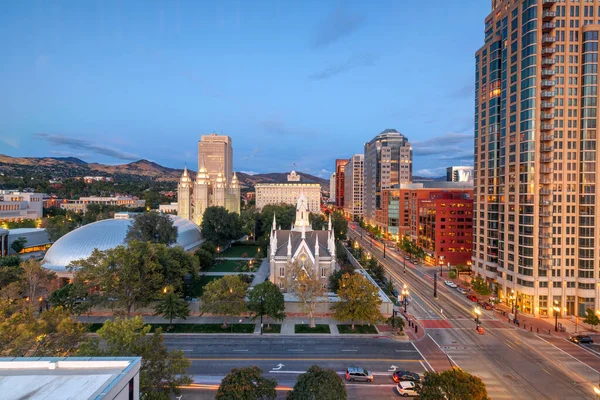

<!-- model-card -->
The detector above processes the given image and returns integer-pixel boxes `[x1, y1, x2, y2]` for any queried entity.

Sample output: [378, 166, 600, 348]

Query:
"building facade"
[473, 0, 600, 317]
[255, 172, 321, 212]
[335, 159, 349, 209]
[343, 154, 364, 220]
[199, 134, 233, 183]
[446, 166, 475, 183]
[0, 192, 43, 222]
[268, 194, 337, 290]
[363, 129, 413, 229]
[329, 173, 336, 203]
[60, 196, 145, 214]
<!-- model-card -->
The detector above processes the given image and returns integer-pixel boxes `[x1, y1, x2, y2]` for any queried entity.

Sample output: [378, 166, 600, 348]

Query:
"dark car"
[392, 370, 421, 383]
[569, 335, 594, 344]
[467, 294, 478, 302]
[481, 302, 493, 310]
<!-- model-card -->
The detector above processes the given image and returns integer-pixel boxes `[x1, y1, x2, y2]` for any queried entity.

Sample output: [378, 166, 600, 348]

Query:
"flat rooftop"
[0, 357, 140, 400]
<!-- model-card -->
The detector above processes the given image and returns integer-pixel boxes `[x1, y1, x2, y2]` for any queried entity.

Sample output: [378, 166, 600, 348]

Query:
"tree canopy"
[258, 204, 295, 237]
[125, 212, 178, 245]
[287, 365, 347, 400]
[332, 273, 384, 329]
[330, 211, 348, 241]
[285, 261, 325, 328]
[216, 366, 277, 400]
[10, 237, 27, 254]
[584, 308, 600, 329]
[419, 369, 489, 400]
[200, 275, 249, 327]
[154, 287, 190, 327]
[247, 281, 286, 329]
[201, 206, 242, 243]
[49, 282, 95, 315]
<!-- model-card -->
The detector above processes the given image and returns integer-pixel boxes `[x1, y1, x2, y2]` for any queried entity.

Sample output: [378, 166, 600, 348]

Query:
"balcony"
[541, 101, 554, 109]
[541, 69, 555, 77]
[540, 188, 552, 195]
[542, 11, 556, 20]
[541, 145, 553, 152]
[539, 178, 552, 185]
[539, 211, 551, 217]
[542, 47, 556, 55]
[540, 133, 554, 141]
[540, 156, 553, 163]
[542, 35, 556, 44]
[539, 231, 551, 239]
[540, 123, 553, 131]
[541, 80, 555, 89]
[540, 167, 552, 174]
[541, 200, 552, 205]
[542, 58, 556, 66]
[543, 0, 558, 5]
[541, 91, 554, 99]
[539, 242, 551, 249]
[542, 22, 556, 32]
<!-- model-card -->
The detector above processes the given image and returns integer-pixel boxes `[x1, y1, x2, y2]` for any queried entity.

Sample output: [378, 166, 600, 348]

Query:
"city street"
[348, 226, 600, 399]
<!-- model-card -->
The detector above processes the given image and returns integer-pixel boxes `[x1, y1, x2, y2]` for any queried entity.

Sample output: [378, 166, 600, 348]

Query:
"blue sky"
[0, 0, 489, 178]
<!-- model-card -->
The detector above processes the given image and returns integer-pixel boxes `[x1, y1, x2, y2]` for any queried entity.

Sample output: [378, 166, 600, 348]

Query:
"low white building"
[60, 196, 146, 213]
[159, 202, 178, 213]
[0, 357, 141, 400]
[6, 228, 51, 255]
[0, 191, 43, 222]
[256, 171, 321, 212]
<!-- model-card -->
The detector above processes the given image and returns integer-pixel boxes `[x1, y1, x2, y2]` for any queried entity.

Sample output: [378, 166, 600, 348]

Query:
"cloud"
[412, 132, 473, 156]
[311, 6, 366, 48]
[35, 133, 139, 161]
[415, 167, 448, 178]
[1, 136, 19, 149]
[240, 171, 258, 175]
[309, 53, 378, 80]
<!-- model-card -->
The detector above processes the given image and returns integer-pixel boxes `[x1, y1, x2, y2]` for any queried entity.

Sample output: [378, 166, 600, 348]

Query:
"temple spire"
[328, 213, 332, 231]
[287, 232, 292, 256]
[315, 234, 319, 256]
[272, 213, 277, 231]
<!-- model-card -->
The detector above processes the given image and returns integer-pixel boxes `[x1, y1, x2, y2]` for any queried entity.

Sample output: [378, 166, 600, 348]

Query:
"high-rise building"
[343, 154, 364, 221]
[446, 166, 474, 183]
[335, 159, 349, 209]
[329, 173, 336, 203]
[363, 129, 412, 230]
[198, 134, 233, 183]
[473, 0, 600, 318]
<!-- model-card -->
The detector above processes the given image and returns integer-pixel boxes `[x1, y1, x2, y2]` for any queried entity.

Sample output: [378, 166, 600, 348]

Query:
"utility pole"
[383, 242, 386, 258]
[433, 272, 438, 298]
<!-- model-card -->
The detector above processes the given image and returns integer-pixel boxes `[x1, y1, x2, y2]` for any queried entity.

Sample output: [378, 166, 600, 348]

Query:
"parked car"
[481, 302, 493, 310]
[456, 287, 467, 294]
[392, 370, 421, 383]
[569, 335, 594, 344]
[467, 294, 478, 302]
[396, 381, 419, 397]
[489, 296, 502, 303]
[444, 280, 457, 288]
[345, 366, 374, 382]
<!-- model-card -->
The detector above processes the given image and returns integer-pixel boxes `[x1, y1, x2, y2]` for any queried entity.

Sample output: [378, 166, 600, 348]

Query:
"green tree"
[332, 273, 384, 330]
[154, 287, 190, 328]
[247, 281, 286, 330]
[309, 213, 326, 230]
[20, 259, 55, 302]
[330, 211, 348, 241]
[471, 276, 491, 296]
[10, 237, 27, 254]
[201, 241, 218, 256]
[328, 268, 354, 293]
[200, 275, 248, 327]
[194, 248, 214, 271]
[216, 366, 277, 400]
[78, 317, 192, 399]
[285, 261, 325, 328]
[125, 212, 177, 245]
[49, 282, 95, 315]
[240, 209, 259, 238]
[201, 206, 242, 243]
[419, 369, 489, 400]
[287, 365, 347, 400]
[158, 246, 198, 291]
[387, 315, 405, 333]
[258, 204, 296, 237]
[584, 308, 600, 331]
[0, 256, 23, 295]
[70, 241, 166, 316]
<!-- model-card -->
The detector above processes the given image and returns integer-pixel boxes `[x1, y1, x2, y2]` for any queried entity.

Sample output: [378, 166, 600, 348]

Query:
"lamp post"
[553, 300, 560, 332]
[260, 295, 264, 335]
[439, 260, 443, 277]
[383, 242, 386, 259]
[402, 284, 409, 313]
[594, 386, 600, 399]
[433, 272, 438, 298]
[474, 306, 481, 327]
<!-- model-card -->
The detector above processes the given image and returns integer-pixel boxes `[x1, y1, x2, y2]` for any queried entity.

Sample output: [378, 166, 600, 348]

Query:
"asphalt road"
[349, 226, 600, 400]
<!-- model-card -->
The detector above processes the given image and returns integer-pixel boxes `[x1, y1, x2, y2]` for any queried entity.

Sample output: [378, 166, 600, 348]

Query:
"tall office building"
[363, 129, 412, 230]
[335, 159, 349, 209]
[473, 0, 600, 318]
[343, 154, 364, 220]
[446, 166, 474, 183]
[199, 134, 233, 183]
[329, 173, 336, 203]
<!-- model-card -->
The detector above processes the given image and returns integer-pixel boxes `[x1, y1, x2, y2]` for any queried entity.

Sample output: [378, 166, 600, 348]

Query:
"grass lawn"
[295, 324, 331, 334]
[261, 324, 281, 334]
[208, 260, 247, 272]
[189, 275, 221, 297]
[219, 246, 259, 258]
[150, 323, 255, 333]
[337, 324, 378, 334]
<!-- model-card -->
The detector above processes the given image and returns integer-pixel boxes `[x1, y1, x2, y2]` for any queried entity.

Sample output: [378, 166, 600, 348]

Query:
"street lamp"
[553, 300, 561, 332]
[474, 306, 481, 327]
[594, 386, 600, 399]
[383, 241, 386, 258]
[401, 284, 409, 313]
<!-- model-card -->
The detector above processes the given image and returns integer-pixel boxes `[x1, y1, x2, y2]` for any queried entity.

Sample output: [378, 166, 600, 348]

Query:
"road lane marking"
[232, 349, 249, 352]
[395, 350, 414, 352]
[505, 342, 515, 350]
[190, 357, 421, 362]
[182, 350, 193, 352]
[288, 349, 304, 352]
[341, 349, 357, 352]
[535, 335, 600, 374]
[419, 360, 429, 372]
[427, 333, 460, 369]
[411, 342, 435, 372]
[541, 368, 551, 375]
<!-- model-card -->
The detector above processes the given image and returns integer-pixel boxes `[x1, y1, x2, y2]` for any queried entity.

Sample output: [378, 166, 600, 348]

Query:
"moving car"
[345, 366, 374, 382]
[392, 370, 421, 383]
[467, 294, 478, 302]
[444, 280, 457, 288]
[456, 287, 467, 294]
[396, 381, 419, 397]
[569, 335, 594, 344]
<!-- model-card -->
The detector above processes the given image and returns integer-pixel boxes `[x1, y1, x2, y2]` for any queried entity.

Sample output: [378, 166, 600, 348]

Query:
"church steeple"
[292, 193, 312, 232]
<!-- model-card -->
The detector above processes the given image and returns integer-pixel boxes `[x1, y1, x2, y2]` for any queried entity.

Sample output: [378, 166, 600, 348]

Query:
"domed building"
[42, 214, 203, 278]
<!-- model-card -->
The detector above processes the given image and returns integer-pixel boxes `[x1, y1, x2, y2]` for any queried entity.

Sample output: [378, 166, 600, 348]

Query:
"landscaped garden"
[207, 260, 260, 273]
[87, 323, 256, 334]
[261, 324, 281, 334]
[219, 245, 260, 258]
[337, 324, 378, 334]
[295, 324, 331, 334]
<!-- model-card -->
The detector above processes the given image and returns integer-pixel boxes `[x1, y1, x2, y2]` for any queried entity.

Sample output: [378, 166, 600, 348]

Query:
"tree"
[286, 261, 326, 328]
[0, 256, 23, 295]
[309, 213, 326, 230]
[10, 237, 27, 254]
[584, 308, 600, 331]
[240, 209, 259, 238]
[287, 365, 347, 400]
[70, 241, 166, 316]
[49, 282, 94, 315]
[154, 287, 190, 328]
[330, 211, 348, 241]
[419, 369, 489, 400]
[258, 204, 296, 237]
[157, 246, 198, 291]
[194, 248, 214, 271]
[328, 268, 354, 293]
[201, 206, 242, 243]
[332, 273, 384, 330]
[216, 366, 277, 400]
[200, 275, 248, 327]
[247, 281, 286, 329]
[78, 317, 192, 399]
[125, 212, 177, 245]
[387, 315, 405, 333]
[20, 259, 55, 302]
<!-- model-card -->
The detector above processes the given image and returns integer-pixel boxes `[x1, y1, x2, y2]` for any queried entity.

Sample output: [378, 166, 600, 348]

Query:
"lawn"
[295, 324, 331, 334]
[219, 246, 259, 258]
[188, 275, 221, 297]
[207, 260, 259, 273]
[86, 323, 256, 334]
[261, 324, 281, 334]
[337, 324, 378, 334]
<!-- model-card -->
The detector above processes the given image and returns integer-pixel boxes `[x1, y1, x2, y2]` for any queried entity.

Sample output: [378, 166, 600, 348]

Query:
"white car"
[456, 287, 467, 294]
[444, 280, 457, 288]
[396, 381, 418, 397]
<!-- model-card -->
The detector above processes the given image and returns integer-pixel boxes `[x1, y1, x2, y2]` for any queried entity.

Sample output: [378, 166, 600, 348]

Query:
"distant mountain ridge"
[0, 154, 330, 190]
